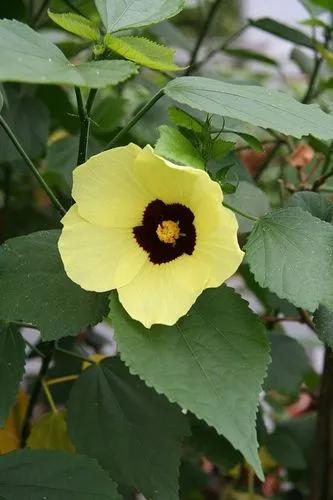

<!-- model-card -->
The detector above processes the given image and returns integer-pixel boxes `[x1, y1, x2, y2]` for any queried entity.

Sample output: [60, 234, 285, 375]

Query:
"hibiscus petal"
[194, 203, 244, 287]
[72, 143, 152, 228]
[117, 255, 210, 328]
[134, 145, 222, 209]
[58, 205, 147, 292]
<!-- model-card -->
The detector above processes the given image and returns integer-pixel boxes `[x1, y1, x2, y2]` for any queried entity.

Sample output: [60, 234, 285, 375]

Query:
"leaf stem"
[0, 115, 66, 216]
[75, 88, 97, 165]
[42, 380, 58, 413]
[191, 24, 248, 73]
[24, 339, 46, 359]
[55, 343, 95, 365]
[185, 0, 223, 75]
[61, 0, 85, 16]
[105, 89, 165, 149]
[46, 374, 79, 386]
[222, 201, 258, 222]
[20, 341, 55, 446]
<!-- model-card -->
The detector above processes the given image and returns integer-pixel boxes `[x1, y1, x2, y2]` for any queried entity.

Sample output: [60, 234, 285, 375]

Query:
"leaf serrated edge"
[111, 286, 269, 480]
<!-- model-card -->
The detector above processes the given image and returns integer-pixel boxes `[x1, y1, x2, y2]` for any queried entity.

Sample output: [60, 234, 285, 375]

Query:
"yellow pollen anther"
[156, 220, 181, 244]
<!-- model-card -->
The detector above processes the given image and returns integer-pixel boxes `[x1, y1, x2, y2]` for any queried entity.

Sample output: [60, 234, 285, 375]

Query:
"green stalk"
[75, 88, 97, 166]
[105, 89, 164, 149]
[0, 115, 66, 215]
[222, 201, 258, 222]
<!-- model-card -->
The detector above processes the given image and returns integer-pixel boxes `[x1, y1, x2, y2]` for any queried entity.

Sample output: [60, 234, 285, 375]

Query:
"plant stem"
[61, 0, 84, 16]
[75, 88, 97, 165]
[46, 374, 79, 386]
[222, 201, 258, 222]
[185, 0, 223, 75]
[42, 380, 58, 413]
[20, 342, 55, 446]
[0, 115, 66, 216]
[191, 24, 248, 73]
[24, 339, 46, 359]
[55, 344, 95, 365]
[105, 89, 165, 149]
[310, 347, 333, 500]
[31, 0, 50, 26]
[301, 55, 322, 104]
[312, 168, 333, 191]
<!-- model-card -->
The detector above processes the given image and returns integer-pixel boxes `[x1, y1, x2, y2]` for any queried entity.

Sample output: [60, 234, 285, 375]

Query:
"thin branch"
[20, 342, 55, 446]
[0, 115, 66, 216]
[55, 344, 95, 365]
[191, 24, 248, 73]
[61, 0, 85, 16]
[105, 89, 165, 149]
[31, 0, 50, 27]
[185, 0, 223, 75]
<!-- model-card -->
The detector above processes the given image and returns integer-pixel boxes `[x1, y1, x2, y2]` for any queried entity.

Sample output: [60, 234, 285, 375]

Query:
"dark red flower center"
[133, 199, 196, 264]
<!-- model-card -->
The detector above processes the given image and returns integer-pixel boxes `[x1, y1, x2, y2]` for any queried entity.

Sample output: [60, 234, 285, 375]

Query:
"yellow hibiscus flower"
[58, 144, 244, 328]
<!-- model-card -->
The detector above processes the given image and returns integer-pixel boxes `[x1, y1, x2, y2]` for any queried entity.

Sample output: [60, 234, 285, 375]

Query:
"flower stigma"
[156, 220, 181, 244]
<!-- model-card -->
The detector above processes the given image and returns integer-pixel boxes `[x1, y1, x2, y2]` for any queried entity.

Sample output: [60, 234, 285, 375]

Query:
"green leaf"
[110, 285, 270, 479]
[164, 77, 333, 140]
[155, 125, 205, 169]
[0, 323, 25, 427]
[231, 131, 264, 152]
[0, 87, 49, 163]
[287, 191, 333, 222]
[0, 449, 121, 499]
[27, 411, 75, 452]
[74, 60, 138, 87]
[249, 17, 314, 48]
[67, 357, 189, 499]
[224, 48, 278, 66]
[264, 331, 311, 396]
[0, 230, 109, 340]
[225, 181, 270, 233]
[95, 0, 184, 32]
[104, 34, 183, 71]
[48, 10, 100, 41]
[189, 415, 241, 470]
[314, 305, 333, 349]
[245, 207, 333, 311]
[300, 17, 330, 29]
[266, 414, 315, 470]
[310, 0, 333, 12]
[168, 106, 203, 133]
[0, 20, 137, 88]
[0, 90, 3, 112]
[211, 140, 235, 160]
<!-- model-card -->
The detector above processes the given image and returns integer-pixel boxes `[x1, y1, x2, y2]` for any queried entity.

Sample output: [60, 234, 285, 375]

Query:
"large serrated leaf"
[104, 34, 183, 71]
[0, 230, 109, 340]
[245, 207, 333, 311]
[48, 10, 100, 41]
[67, 357, 189, 500]
[164, 77, 333, 139]
[95, 0, 184, 32]
[0, 324, 25, 427]
[0, 449, 121, 499]
[110, 285, 270, 479]
[0, 20, 137, 88]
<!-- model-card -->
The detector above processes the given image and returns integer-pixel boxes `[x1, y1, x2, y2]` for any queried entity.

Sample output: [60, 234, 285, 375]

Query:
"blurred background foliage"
[1, 0, 333, 499]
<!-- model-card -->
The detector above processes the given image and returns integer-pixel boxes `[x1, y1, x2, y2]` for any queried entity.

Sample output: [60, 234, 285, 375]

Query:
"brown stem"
[310, 347, 333, 500]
